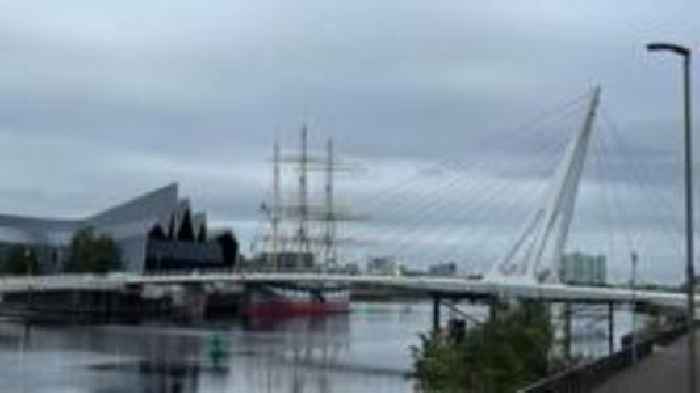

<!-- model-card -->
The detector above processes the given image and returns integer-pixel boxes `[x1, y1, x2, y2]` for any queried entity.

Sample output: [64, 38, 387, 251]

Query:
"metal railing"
[518, 325, 688, 393]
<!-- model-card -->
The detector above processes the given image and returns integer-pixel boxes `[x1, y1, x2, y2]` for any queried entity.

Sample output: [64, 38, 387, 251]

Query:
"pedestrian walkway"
[593, 333, 699, 392]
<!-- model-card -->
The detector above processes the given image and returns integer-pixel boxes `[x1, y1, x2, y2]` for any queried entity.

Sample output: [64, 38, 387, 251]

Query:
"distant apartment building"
[366, 256, 399, 276]
[560, 252, 607, 285]
[428, 262, 457, 276]
[343, 262, 360, 275]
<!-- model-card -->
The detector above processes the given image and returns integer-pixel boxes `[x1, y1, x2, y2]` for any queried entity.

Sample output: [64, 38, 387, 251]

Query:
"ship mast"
[271, 138, 280, 271]
[324, 138, 336, 267]
[261, 126, 358, 272]
[297, 124, 310, 269]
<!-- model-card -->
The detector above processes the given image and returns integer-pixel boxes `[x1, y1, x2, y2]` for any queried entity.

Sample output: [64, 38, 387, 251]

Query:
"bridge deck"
[0, 273, 695, 309]
[592, 332, 700, 393]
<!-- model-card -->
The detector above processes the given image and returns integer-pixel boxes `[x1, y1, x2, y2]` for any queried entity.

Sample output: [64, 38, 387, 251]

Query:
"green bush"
[0, 245, 38, 275]
[412, 302, 553, 393]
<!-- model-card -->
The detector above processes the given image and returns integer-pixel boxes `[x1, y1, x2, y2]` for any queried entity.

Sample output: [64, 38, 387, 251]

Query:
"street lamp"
[24, 247, 33, 309]
[631, 250, 638, 363]
[646, 42, 694, 393]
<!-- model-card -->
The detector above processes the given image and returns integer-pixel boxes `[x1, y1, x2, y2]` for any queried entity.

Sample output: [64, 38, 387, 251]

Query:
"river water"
[0, 301, 633, 393]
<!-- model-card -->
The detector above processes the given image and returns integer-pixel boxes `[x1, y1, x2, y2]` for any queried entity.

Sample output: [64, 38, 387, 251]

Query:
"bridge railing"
[517, 324, 688, 393]
[0, 273, 128, 289]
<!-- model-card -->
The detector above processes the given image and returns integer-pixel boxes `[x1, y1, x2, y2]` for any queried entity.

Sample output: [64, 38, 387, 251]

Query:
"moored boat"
[245, 125, 356, 319]
[242, 283, 350, 318]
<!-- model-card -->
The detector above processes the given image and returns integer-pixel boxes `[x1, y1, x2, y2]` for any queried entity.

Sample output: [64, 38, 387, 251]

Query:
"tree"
[148, 224, 167, 240]
[216, 230, 239, 268]
[0, 245, 39, 275]
[65, 227, 122, 273]
[197, 224, 207, 243]
[412, 302, 553, 393]
[177, 209, 195, 242]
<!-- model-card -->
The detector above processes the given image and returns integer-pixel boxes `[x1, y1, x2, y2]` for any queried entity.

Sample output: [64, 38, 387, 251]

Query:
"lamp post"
[631, 250, 638, 363]
[24, 247, 33, 308]
[646, 42, 694, 393]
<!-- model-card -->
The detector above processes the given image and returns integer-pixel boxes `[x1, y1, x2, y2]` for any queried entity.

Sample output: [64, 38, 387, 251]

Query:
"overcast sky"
[1, 1, 699, 283]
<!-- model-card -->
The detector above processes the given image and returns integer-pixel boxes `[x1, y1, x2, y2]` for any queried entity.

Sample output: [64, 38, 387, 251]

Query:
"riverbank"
[0, 285, 431, 324]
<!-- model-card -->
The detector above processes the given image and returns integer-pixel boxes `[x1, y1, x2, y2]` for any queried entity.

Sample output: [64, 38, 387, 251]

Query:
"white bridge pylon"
[488, 86, 602, 285]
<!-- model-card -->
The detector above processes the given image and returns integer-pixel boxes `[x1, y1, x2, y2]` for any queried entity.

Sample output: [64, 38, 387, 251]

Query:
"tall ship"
[243, 125, 354, 318]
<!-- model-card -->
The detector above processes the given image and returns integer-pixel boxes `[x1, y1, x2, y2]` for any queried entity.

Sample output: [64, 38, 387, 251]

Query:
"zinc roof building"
[0, 183, 237, 274]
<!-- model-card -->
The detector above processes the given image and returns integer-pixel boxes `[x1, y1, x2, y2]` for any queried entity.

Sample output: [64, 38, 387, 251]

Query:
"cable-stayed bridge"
[0, 271, 693, 309]
[0, 87, 694, 313]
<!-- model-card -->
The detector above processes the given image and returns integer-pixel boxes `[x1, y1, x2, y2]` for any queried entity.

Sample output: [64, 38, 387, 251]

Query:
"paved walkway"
[593, 333, 699, 393]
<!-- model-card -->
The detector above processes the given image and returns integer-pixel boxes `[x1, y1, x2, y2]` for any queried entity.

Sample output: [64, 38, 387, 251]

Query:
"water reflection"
[0, 302, 635, 393]
[0, 303, 419, 393]
[235, 315, 352, 393]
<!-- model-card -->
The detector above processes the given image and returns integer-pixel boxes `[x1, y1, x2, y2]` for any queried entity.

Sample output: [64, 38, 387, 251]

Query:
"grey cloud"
[0, 1, 699, 283]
